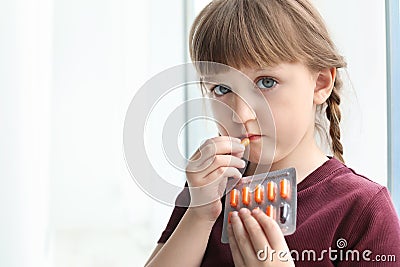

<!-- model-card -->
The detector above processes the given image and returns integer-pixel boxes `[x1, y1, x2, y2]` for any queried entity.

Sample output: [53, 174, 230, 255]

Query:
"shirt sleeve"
[157, 183, 190, 244]
[339, 187, 400, 266]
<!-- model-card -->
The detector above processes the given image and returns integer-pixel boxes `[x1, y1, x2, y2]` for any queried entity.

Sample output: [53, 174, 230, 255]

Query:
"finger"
[187, 145, 245, 173]
[204, 166, 243, 182]
[227, 219, 245, 266]
[193, 167, 242, 204]
[200, 136, 242, 150]
[192, 136, 241, 160]
[231, 150, 245, 160]
[207, 155, 246, 175]
[199, 155, 246, 177]
[196, 141, 245, 163]
[204, 167, 242, 199]
[252, 208, 289, 251]
[230, 208, 258, 263]
[239, 208, 270, 256]
[187, 175, 228, 207]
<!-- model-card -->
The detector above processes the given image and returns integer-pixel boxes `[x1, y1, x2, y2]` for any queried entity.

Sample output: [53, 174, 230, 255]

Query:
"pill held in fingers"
[240, 137, 250, 147]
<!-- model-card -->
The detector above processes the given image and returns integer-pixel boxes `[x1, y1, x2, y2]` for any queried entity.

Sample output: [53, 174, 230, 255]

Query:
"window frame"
[386, 0, 400, 214]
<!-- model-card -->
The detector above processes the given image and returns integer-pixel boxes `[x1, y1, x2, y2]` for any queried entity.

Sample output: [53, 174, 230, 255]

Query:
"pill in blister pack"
[221, 167, 297, 243]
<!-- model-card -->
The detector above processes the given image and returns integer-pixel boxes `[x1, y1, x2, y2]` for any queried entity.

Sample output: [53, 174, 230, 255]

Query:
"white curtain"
[1, 0, 186, 266]
[0, 0, 52, 266]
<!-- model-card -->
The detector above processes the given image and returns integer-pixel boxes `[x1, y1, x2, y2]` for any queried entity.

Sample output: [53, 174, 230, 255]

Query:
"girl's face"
[203, 62, 318, 168]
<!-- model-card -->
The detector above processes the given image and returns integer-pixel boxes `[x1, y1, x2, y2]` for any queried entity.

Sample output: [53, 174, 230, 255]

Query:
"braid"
[326, 77, 344, 163]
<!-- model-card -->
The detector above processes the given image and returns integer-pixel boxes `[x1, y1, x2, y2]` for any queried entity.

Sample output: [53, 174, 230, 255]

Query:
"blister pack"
[221, 167, 297, 243]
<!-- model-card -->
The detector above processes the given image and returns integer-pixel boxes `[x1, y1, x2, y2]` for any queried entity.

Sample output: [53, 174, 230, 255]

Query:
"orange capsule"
[267, 181, 276, 202]
[230, 189, 239, 207]
[242, 186, 250, 206]
[241, 138, 250, 147]
[280, 179, 289, 199]
[228, 211, 233, 223]
[255, 184, 264, 204]
[266, 205, 274, 219]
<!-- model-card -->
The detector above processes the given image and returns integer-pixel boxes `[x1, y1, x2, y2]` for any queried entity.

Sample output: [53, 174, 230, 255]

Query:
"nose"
[231, 94, 256, 123]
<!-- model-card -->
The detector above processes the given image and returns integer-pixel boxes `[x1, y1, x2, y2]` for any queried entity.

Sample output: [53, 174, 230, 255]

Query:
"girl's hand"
[185, 136, 246, 222]
[228, 208, 294, 267]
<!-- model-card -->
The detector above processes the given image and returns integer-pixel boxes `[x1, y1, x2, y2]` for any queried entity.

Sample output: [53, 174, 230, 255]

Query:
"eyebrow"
[254, 67, 275, 72]
[201, 67, 281, 85]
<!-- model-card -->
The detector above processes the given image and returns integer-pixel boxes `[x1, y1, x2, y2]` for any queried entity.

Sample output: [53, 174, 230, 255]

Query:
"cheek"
[268, 88, 314, 142]
[210, 98, 233, 123]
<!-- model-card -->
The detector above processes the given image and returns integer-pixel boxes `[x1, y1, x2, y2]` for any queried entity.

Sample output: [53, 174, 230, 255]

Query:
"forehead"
[201, 64, 285, 84]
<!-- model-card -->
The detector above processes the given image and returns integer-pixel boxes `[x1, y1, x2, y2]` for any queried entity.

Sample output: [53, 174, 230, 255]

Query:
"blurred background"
[1, 0, 399, 266]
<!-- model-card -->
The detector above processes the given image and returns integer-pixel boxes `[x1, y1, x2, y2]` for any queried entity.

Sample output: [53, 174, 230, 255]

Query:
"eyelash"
[209, 77, 278, 96]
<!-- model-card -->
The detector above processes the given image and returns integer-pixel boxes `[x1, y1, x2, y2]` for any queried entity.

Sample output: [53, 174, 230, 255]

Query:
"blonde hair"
[189, 0, 347, 163]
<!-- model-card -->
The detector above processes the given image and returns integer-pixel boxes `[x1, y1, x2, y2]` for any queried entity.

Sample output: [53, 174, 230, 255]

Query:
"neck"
[271, 140, 329, 184]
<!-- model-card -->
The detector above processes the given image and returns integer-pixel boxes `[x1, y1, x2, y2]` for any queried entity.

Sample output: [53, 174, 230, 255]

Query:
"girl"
[145, 0, 400, 266]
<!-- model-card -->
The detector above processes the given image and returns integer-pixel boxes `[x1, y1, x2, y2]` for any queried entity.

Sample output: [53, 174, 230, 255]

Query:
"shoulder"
[329, 163, 399, 228]
[326, 160, 386, 203]
[334, 164, 397, 219]
[299, 157, 383, 200]
[311, 159, 396, 221]
[326, 162, 400, 252]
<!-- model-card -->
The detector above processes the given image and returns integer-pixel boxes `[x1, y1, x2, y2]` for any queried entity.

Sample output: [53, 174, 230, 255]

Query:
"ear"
[313, 67, 336, 105]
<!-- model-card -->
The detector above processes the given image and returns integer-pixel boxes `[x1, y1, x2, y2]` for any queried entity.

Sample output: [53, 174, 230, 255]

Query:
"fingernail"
[234, 137, 241, 143]
[252, 207, 260, 214]
[231, 211, 238, 217]
[240, 208, 250, 214]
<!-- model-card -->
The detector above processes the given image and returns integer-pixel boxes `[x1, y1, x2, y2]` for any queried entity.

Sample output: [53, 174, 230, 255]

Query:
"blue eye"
[256, 77, 277, 90]
[213, 85, 231, 96]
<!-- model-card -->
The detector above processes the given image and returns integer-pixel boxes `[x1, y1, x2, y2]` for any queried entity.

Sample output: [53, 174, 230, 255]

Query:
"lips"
[248, 135, 262, 141]
[241, 134, 263, 141]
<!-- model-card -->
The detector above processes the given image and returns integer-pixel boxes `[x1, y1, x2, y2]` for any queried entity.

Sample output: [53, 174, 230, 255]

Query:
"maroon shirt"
[157, 158, 400, 266]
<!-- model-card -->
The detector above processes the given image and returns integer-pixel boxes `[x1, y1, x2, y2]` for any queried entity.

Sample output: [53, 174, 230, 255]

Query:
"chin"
[252, 147, 289, 167]
[249, 142, 276, 164]
[247, 152, 274, 171]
